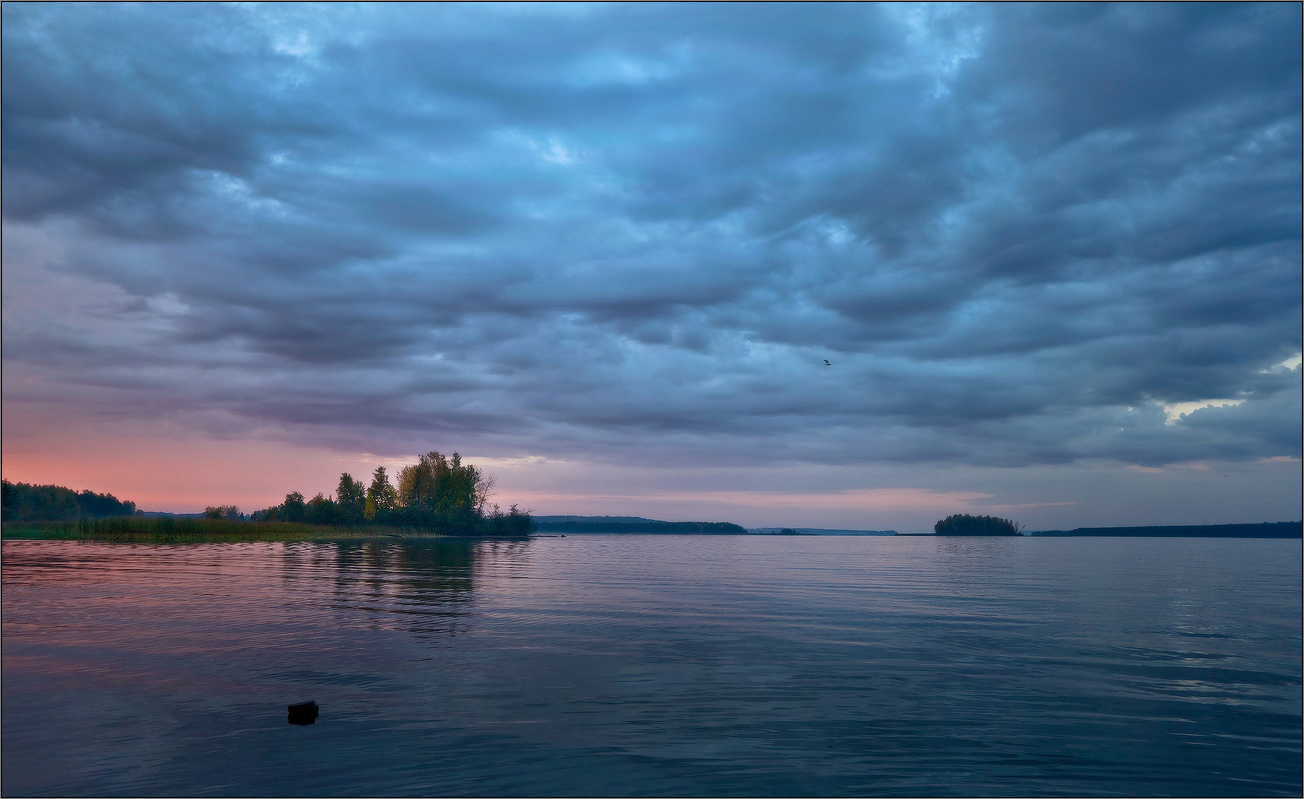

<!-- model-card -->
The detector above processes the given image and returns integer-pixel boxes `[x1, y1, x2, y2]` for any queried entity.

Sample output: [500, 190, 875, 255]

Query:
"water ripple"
[2, 536, 1299, 796]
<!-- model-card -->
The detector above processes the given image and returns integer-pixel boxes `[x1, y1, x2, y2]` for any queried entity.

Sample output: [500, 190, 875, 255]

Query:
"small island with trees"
[933, 514, 1024, 536]
[249, 450, 532, 536]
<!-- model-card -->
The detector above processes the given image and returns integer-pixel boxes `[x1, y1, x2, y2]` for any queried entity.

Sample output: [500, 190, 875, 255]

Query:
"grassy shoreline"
[0, 517, 516, 543]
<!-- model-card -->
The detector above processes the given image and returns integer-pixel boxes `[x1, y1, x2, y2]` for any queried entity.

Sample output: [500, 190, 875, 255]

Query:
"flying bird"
[823, 360, 831, 366]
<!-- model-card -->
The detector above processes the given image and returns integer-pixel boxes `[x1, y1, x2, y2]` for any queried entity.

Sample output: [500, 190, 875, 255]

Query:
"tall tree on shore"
[336, 473, 366, 523]
[283, 491, 307, 523]
[397, 451, 485, 515]
[397, 455, 435, 507]
[307, 492, 333, 524]
[367, 466, 398, 516]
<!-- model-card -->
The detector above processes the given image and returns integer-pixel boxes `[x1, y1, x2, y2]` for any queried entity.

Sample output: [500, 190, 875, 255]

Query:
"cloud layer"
[3, 5, 1300, 489]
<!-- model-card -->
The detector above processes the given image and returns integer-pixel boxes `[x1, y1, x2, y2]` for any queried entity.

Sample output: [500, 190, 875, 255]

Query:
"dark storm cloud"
[3, 3, 1299, 467]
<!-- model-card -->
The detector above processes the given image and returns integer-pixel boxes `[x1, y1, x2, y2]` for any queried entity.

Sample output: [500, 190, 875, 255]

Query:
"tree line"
[1, 480, 137, 522]
[250, 450, 533, 536]
[3, 450, 533, 537]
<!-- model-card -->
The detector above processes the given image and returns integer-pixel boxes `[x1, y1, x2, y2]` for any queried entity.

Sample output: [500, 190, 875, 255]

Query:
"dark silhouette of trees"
[203, 505, 242, 521]
[480, 503, 534, 536]
[282, 491, 307, 522]
[365, 466, 398, 520]
[3, 452, 530, 537]
[934, 514, 1023, 536]
[2, 480, 137, 522]
[336, 473, 366, 524]
[249, 450, 532, 536]
[307, 493, 333, 524]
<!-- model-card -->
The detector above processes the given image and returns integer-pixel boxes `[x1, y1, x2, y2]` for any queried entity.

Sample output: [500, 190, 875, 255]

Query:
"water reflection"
[2, 537, 1298, 798]
[277, 538, 533, 638]
[932, 534, 1019, 557]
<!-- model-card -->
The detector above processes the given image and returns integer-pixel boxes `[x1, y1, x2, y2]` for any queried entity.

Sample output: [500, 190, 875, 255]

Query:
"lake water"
[2, 535, 1300, 797]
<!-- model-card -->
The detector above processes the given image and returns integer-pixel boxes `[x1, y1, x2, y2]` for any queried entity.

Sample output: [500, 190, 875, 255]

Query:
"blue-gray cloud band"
[3, 3, 1299, 467]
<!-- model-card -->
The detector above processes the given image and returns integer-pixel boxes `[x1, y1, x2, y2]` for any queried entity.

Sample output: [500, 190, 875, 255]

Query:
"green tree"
[419, 452, 485, 512]
[336, 473, 365, 523]
[306, 492, 335, 525]
[397, 456, 434, 508]
[203, 505, 241, 521]
[283, 491, 307, 523]
[244, 450, 528, 535]
[367, 466, 398, 514]
[395, 451, 492, 533]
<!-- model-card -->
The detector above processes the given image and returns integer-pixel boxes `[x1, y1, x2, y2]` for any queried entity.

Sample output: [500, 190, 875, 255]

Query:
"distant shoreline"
[1028, 522, 1301, 538]
[5, 516, 1299, 542]
[533, 519, 747, 534]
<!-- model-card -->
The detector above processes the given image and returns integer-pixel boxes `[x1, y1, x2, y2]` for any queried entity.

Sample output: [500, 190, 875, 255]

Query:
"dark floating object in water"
[287, 701, 319, 725]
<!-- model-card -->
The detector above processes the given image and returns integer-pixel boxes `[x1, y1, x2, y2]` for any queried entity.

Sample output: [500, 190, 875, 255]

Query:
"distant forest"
[1033, 522, 1302, 538]
[2, 480, 137, 522]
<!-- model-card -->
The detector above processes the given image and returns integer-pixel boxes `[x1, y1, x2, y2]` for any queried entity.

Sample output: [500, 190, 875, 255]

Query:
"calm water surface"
[2, 535, 1300, 796]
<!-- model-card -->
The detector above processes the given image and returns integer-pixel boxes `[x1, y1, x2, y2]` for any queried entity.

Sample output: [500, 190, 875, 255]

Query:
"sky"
[2, 3, 1300, 530]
